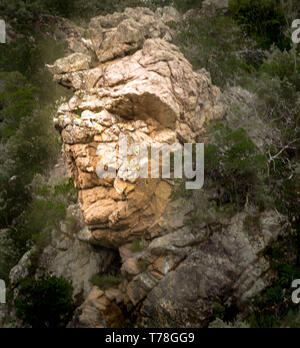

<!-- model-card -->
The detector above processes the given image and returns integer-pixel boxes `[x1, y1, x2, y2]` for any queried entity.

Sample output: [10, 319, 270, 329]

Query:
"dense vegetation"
[15, 274, 74, 328]
[0, 0, 299, 328]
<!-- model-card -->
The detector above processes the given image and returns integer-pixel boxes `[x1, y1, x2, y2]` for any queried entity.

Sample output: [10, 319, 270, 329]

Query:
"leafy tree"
[15, 274, 74, 328]
[0, 72, 36, 139]
[229, 0, 290, 49]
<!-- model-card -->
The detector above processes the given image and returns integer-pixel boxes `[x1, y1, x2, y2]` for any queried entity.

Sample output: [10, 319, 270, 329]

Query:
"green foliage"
[229, 0, 289, 49]
[15, 274, 74, 328]
[249, 229, 300, 328]
[205, 124, 268, 209]
[27, 200, 66, 248]
[249, 312, 278, 329]
[90, 274, 121, 291]
[25, 177, 77, 250]
[241, 47, 300, 220]
[0, 0, 76, 32]
[260, 47, 300, 89]
[0, 73, 61, 230]
[0, 72, 36, 139]
[0, 39, 34, 75]
[172, 13, 257, 87]
[0, 34, 70, 284]
[0, 176, 77, 283]
[39, 0, 76, 18]
[213, 303, 226, 320]
[280, 310, 300, 328]
[53, 178, 78, 202]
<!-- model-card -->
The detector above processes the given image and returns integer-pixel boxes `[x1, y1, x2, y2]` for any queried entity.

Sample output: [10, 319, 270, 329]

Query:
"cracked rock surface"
[47, 7, 288, 328]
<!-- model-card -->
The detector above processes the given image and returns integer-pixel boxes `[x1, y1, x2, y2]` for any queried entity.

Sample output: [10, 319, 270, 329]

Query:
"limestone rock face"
[48, 7, 287, 328]
[47, 53, 92, 75]
[49, 7, 224, 250]
[155, 6, 182, 24]
[140, 210, 286, 327]
[68, 286, 124, 328]
[37, 204, 117, 299]
[88, 7, 172, 63]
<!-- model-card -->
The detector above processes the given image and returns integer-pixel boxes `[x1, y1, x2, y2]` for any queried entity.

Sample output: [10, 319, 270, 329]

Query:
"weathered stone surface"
[37, 215, 116, 299]
[140, 210, 287, 327]
[47, 52, 91, 75]
[68, 286, 124, 328]
[155, 6, 181, 24]
[89, 7, 171, 63]
[49, 8, 224, 250]
[10, 249, 36, 287]
[47, 6, 288, 328]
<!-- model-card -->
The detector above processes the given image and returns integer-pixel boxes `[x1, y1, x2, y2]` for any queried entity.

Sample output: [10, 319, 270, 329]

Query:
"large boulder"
[48, 7, 287, 328]
[49, 8, 224, 250]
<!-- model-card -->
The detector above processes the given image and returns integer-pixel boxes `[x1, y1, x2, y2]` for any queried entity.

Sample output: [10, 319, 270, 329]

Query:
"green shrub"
[0, 0, 76, 31]
[172, 13, 256, 87]
[53, 178, 78, 203]
[0, 34, 70, 284]
[15, 274, 74, 328]
[280, 310, 300, 328]
[248, 234, 300, 329]
[205, 124, 269, 209]
[249, 313, 277, 328]
[229, 0, 289, 49]
[259, 46, 300, 91]
[0, 72, 36, 139]
[213, 303, 226, 320]
[38, 0, 76, 18]
[0, 73, 61, 230]
[241, 47, 299, 220]
[25, 177, 77, 250]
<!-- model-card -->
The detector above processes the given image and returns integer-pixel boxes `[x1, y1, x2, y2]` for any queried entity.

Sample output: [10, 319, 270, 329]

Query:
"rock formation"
[48, 7, 224, 250]
[44, 7, 288, 327]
